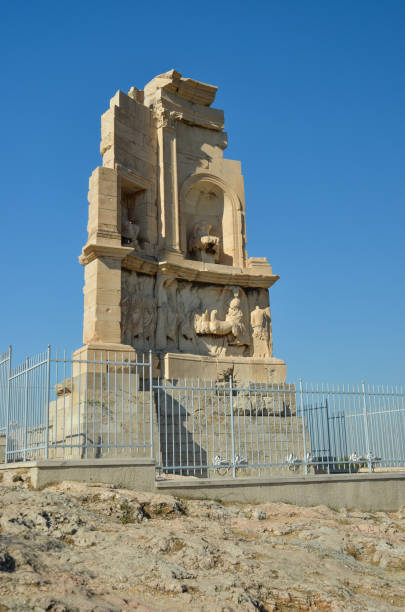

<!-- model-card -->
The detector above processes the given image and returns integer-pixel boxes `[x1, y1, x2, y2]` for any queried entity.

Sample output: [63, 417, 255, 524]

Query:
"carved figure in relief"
[178, 308, 194, 342]
[226, 297, 250, 346]
[142, 296, 157, 346]
[121, 294, 156, 350]
[121, 272, 156, 350]
[194, 310, 211, 335]
[156, 276, 180, 351]
[121, 295, 140, 346]
[188, 221, 220, 263]
[250, 305, 271, 358]
[127, 221, 140, 250]
[194, 288, 250, 352]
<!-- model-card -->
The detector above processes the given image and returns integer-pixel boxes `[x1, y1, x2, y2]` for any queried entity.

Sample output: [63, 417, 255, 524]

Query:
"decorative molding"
[153, 104, 181, 131]
[79, 244, 135, 266]
[121, 253, 159, 275]
[121, 253, 279, 288]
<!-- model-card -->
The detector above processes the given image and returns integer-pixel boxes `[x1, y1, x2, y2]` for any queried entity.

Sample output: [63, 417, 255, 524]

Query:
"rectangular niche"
[120, 177, 156, 255]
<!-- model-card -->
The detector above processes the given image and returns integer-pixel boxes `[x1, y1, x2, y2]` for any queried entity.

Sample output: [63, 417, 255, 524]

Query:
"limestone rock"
[0, 477, 404, 610]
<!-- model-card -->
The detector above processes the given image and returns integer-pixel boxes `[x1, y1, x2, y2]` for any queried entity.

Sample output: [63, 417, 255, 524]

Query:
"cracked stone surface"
[0, 473, 404, 610]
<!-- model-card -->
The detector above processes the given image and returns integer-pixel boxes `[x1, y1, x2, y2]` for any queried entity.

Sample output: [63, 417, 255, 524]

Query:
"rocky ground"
[0, 472, 404, 611]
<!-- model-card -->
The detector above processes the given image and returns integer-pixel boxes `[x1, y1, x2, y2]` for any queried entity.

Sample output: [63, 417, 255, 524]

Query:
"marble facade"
[76, 70, 286, 383]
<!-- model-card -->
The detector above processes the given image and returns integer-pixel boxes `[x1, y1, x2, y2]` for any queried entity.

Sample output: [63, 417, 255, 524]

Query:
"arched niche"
[179, 174, 245, 268]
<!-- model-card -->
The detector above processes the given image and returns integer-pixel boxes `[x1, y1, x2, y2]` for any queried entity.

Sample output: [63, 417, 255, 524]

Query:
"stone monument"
[76, 70, 286, 384]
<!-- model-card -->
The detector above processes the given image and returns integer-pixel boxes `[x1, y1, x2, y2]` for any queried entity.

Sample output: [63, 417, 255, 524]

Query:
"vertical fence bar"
[23, 357, 29, 462]
[149, 351, 154, 459]
[299, 378, 308, 474]
[229, 377, 236, 478]
[45, 345, 51, 459]
[5, 346, 12, 464]
[361, 379, 372, 472]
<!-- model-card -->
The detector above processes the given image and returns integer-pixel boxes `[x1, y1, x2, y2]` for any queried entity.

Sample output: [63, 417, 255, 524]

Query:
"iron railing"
[154, 378, 302, 478]
[300, 381, 405, 474]
[0, 346, 404, 478]
[2, 346, 153, 462]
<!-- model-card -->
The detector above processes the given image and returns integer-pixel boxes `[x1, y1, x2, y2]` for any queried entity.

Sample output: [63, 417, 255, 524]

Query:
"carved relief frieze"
[250, 306, 271, 358]
[121, 271, 273, 359]
[194, 287, 250, 356]
[121, 271, 156, 352]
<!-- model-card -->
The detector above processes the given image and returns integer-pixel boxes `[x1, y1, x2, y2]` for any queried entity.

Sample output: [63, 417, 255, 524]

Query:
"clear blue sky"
[0, 0, 404, 383]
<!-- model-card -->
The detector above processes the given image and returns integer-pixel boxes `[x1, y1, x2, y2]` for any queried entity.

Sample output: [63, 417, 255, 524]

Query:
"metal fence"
[0, 346, 404, 478]
[154, 378, 303, 478]
[2, 347, 153, 462]
[301, 382, 405, 474]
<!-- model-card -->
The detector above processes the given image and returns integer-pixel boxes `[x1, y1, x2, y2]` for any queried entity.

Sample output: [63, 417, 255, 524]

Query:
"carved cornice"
[79, 243, 135, 266]
[121, 253, 159, 275]
[121, 252, 279, 288]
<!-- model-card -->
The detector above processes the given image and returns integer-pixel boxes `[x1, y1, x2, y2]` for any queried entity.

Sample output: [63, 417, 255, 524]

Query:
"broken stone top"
[143, 69, 218, 108]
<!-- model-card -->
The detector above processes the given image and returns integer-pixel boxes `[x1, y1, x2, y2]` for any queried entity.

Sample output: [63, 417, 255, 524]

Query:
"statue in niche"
[188, 221, 220, 264]
[250, 305, 271, 358]
[121, 201, 140, 250]
[128, 221, 140, 250]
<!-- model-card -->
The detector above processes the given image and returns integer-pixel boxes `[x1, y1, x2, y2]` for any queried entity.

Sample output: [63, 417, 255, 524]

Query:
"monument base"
[161, 352, 287, 384]
[73, 343, 137, 362]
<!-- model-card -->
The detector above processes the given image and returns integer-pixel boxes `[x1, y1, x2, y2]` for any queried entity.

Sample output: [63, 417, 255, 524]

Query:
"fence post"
[325, 397, 332, 474]
[361, 380, 372, 472]
[5, 345, 12, 464]
[149, 350, 154, 460]
[299, 378, 308, 474]
[23, 356, 29, 462]
[229, 376, 236, 478]
[45, 345, 51, 460]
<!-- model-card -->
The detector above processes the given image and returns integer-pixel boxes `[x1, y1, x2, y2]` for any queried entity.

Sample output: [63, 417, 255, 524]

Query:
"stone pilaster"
[155, 107, 181, 256]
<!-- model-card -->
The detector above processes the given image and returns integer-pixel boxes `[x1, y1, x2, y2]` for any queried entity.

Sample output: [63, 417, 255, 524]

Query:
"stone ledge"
[156, 471, 405, 512]
[156, 471, 405, 489]
[121, 252, 279, 288]
[0, 458, 156, 491]
[0, 458, 156, 469]
[162, 353, 287, 383]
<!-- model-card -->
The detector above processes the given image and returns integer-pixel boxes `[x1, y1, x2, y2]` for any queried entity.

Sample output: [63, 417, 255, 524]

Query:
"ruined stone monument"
[76, 70, 286, 384]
